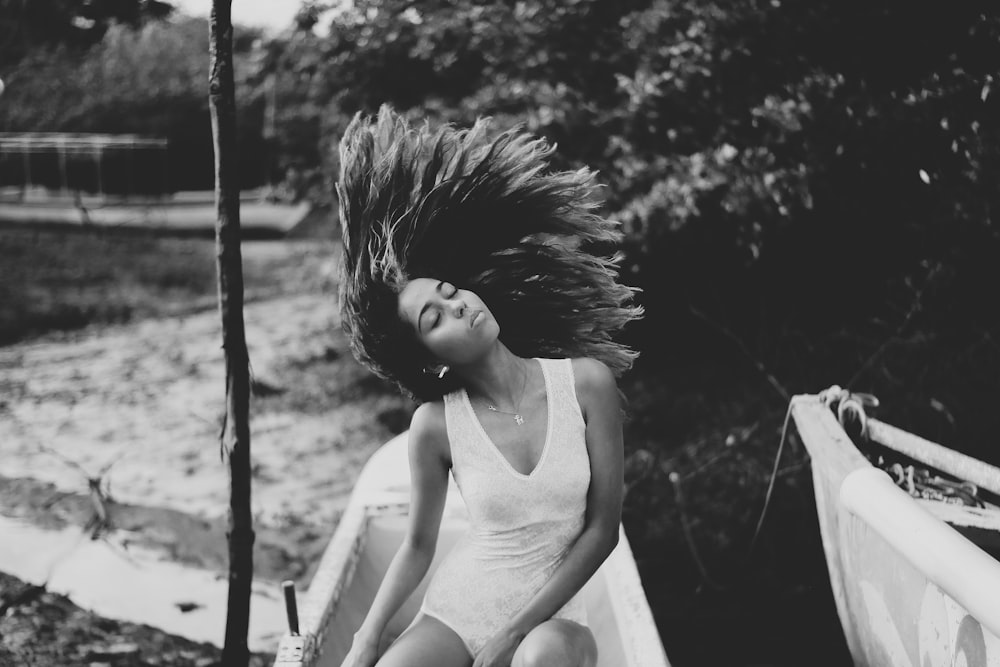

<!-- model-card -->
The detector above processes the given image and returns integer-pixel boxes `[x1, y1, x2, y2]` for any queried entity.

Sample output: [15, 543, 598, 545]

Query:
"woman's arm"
[353, 401, 451, 646]
[497, 357, 624, 641]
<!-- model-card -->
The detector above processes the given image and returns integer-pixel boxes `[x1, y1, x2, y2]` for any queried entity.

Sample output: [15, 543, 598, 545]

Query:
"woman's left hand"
[472, 626, 524, 667]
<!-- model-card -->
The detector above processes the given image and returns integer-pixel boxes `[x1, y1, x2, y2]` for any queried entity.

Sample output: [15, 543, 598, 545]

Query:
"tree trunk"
[208, 2, 254, 664]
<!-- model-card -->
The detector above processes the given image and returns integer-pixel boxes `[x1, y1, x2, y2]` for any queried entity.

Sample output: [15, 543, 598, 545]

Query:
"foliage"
[0, 0, 174, 64]
[243, 0, 999, 453]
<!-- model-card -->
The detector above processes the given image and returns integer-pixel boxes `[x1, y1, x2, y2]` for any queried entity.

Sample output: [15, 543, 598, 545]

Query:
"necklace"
[486, 361, 528, 426]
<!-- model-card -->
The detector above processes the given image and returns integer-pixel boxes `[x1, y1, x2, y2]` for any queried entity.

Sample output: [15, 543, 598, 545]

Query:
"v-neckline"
[461, 358, 554, 479]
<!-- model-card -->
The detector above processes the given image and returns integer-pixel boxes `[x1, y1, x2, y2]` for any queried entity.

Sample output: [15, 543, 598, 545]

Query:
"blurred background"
[1, 0, 998, 665]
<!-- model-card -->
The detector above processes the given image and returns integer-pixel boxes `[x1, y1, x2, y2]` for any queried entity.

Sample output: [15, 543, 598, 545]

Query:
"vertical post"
[127, 138, 134, 200]
[264, 73, 277, 190]
[58, 136, 68, 195]
[95, 143, 104, 199]
[21, 142, 30, 200]
[161, 139, 170, 203]
[209, 1, 254, 665]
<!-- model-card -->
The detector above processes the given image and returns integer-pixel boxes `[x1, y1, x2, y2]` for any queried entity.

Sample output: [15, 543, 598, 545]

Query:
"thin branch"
[669, 472, 726, 591]
[689, 306, 790, 402]
[36, 444, 90, 479]
[37, 444, 116, 539]
[847, 261, 942, 389]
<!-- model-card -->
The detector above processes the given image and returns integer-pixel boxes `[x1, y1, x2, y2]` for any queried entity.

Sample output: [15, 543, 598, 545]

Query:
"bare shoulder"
[571, 357, 617, 395]
[570, 358, 619, 415]
[408, 400, 450, 468]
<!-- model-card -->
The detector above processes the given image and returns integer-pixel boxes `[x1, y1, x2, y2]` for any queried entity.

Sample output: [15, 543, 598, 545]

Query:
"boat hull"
[792, 395, 1000, 667]
[274, 432, 669, 666]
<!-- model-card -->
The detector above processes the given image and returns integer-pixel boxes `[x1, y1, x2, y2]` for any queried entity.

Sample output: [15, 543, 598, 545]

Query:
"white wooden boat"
[791, 390, 1000, 667]
[273, 432, 670, 666]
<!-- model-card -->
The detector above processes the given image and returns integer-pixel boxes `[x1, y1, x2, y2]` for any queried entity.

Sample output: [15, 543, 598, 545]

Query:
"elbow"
[402, 536, 436, 567]
[595, 521, 620, 558]
[606, 526, 620, 555]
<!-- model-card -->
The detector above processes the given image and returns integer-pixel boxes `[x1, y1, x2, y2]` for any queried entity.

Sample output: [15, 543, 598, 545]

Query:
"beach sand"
[0, 291, 412, 653]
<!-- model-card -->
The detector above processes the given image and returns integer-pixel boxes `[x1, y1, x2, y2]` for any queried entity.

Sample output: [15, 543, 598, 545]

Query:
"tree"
[209, 1, 253, 664]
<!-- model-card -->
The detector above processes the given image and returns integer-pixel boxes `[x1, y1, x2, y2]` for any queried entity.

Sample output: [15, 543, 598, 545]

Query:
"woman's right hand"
[339, 631, 381, 667]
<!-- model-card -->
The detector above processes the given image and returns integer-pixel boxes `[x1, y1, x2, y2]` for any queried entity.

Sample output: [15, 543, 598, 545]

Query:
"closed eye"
[419, 282, 457, 332]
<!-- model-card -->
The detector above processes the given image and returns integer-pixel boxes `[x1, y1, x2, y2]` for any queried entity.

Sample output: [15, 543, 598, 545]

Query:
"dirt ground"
[0, 570, 273, 667]
[0, 287, 412, 665]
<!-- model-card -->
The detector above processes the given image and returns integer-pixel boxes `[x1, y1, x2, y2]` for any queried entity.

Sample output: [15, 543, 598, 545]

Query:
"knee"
[517, 630, 574, 667]
[515, 622, 596, 667]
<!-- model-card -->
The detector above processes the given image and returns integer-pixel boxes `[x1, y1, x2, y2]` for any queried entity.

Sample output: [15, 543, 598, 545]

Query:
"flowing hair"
[337, 105, 642, 402]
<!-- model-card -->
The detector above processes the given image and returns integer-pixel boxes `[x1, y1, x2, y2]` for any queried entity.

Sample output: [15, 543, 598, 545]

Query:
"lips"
[470, 310, 482, 327]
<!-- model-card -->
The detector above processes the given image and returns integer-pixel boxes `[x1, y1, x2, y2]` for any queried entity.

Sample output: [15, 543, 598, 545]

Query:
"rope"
[881, 462, 984, 507]
[748, 396, 799, 555]
[749, 385, 878, 555]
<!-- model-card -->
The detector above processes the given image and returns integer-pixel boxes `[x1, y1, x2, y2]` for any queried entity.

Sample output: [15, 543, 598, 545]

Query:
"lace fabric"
[418, 357, 591, 657]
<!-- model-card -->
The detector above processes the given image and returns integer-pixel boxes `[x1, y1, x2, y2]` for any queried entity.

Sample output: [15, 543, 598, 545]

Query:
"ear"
[424, 363, 449, 379]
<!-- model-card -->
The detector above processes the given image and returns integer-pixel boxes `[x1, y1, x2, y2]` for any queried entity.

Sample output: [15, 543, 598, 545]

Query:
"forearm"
[505, 524, 618, 638]
[357, 541, 433, 638]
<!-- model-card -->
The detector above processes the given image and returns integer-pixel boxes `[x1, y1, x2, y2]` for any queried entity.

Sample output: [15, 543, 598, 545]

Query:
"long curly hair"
[337, 106, 642, 402]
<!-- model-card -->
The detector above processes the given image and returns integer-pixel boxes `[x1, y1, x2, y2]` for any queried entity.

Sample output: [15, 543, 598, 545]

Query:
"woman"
[337, 107, 642, 667]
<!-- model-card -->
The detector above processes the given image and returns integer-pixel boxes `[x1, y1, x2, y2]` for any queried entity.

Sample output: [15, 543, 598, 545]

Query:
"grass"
[0, 222, 338, 345]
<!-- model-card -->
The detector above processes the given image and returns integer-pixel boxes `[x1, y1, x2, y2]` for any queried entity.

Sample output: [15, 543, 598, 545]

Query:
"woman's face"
[397, 277, 500, 365]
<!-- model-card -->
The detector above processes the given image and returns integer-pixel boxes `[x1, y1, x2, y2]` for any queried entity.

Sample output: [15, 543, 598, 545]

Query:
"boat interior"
[838, 413, 1000, 563]
[862, 440, 1000, 561]
[307, 505, 636, 667]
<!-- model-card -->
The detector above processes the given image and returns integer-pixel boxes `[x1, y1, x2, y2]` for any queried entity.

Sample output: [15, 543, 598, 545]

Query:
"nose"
[448, 300, 466, 318]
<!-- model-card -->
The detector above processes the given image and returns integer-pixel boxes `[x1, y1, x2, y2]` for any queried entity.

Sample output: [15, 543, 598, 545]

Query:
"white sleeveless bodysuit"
[418, 357, 591, 657]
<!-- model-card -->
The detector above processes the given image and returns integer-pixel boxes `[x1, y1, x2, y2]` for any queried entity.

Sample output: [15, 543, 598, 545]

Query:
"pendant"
[488, 404, 525, 426]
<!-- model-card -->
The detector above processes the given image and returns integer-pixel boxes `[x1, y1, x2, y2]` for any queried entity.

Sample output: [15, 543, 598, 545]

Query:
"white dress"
[418, 357, 591, 657]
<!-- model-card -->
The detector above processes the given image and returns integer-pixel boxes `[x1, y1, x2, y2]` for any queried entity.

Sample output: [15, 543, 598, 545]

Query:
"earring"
[437, 365, 449, 379]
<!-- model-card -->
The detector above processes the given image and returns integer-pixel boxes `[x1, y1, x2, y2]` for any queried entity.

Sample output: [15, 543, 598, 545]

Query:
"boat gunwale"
[275, 495, 405, 665]
[277, 431, 421, 665]
[600, 525, 672, 667]
[791, 393, 1000, 647]
[839, 467, 1000, 641]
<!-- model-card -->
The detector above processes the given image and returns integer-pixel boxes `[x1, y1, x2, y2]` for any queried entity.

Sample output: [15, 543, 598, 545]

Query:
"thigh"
[512, 619, 598, 667]
[375, 613, 473, 667]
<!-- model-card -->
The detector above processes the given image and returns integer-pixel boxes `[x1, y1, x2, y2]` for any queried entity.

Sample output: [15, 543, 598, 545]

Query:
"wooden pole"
[208, 2, 254, 664]
[58, 136, 68, 195]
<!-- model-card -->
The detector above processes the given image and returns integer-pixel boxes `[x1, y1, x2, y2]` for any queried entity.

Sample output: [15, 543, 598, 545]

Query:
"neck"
[450, 343, 528, 410]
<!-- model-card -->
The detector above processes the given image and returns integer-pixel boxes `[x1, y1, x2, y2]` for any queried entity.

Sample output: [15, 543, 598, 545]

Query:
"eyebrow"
[416, 281, 447, 333]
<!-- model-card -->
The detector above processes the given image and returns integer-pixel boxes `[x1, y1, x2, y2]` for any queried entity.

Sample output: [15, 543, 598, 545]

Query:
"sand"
[0, 292, 411, 650]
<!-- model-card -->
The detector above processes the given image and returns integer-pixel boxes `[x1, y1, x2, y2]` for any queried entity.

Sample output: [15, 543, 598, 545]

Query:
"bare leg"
[512, 619, 597, 667]
[375, 613, 473, 667]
